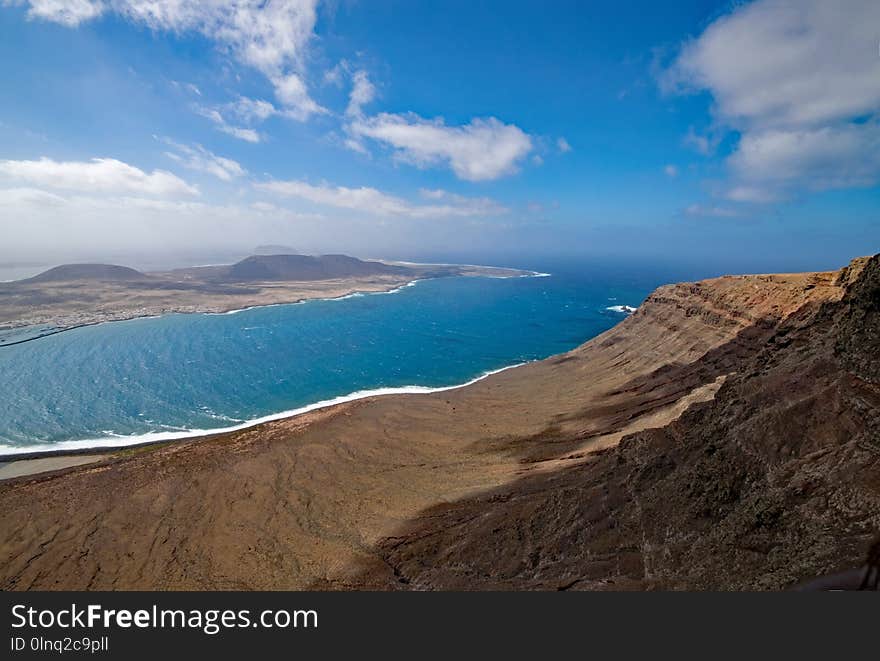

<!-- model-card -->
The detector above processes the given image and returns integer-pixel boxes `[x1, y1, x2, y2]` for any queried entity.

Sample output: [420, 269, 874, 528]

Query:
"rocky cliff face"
[350, 256, 880, 590]
[1, 256, 876, 590]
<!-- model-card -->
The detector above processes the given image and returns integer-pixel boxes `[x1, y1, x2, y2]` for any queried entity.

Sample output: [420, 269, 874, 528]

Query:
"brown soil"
[1, 257, 877, 590]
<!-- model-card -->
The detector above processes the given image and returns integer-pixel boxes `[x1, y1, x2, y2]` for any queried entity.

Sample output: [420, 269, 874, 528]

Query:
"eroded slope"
[0, 260, 864, 590]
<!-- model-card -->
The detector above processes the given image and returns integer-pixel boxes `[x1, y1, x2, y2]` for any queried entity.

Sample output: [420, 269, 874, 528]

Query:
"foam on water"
[0, 269, 652, 454]
[0, 363, 527, 455]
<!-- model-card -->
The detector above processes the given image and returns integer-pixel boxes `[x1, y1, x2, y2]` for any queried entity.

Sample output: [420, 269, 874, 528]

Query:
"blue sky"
[0, 0, 878, 273]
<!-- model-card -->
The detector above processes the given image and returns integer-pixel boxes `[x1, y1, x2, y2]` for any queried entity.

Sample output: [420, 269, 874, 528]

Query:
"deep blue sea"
[0, 260, 675, 454]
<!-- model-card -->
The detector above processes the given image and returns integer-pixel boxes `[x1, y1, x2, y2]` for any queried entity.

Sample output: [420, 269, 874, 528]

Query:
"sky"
[0, 0, 878, 274]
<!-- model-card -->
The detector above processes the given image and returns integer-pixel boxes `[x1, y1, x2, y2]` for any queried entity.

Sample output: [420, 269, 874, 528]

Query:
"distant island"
[0, 254, 530, 345]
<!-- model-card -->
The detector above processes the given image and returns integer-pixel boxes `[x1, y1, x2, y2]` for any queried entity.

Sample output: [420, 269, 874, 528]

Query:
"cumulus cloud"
[662, 0, 880, 203]
[663, 0, 880, 129]
[17, 0, 325, 122]
[0, 157, 198, 196]
[726, 123, 880, 199]
[346, 70, 376, 117]
[19, 0, 319, 74]
[161, 139, 246, 181]
[556, 137, 572, 153]
[663, 164, 679, 178]
[256, 179, 506, 218]
[349, 113, 533, 182]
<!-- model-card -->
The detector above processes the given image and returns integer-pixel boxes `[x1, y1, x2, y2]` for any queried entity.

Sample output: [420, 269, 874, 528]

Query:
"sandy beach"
[0, 455, 107, 480]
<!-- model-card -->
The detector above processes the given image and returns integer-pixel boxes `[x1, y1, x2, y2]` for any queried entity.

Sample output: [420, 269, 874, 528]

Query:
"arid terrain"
[0, 254, 526, 345]
[1, 255, 878, 590]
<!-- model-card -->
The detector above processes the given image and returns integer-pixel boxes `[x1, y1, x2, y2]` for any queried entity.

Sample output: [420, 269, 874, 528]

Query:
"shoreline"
[0, 264, 550, 466]
[0, 361, 531, 465]
[0, 276, 423, 347]
[0, 263, 545, 347]
[204, 277, 425, 316]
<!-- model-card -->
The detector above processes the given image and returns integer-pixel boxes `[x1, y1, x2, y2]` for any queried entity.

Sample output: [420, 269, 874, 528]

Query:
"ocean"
[0, 260, 669, 454]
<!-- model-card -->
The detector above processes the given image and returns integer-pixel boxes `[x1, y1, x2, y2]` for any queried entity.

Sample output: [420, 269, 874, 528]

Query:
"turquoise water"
[0, 269, 653, 454]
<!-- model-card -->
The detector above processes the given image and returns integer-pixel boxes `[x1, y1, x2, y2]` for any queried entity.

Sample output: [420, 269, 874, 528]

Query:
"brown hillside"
[1, 257, 876, 590]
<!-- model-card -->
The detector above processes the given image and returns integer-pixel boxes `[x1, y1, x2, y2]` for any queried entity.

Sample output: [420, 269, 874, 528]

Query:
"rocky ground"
[1, 256, 877, 590]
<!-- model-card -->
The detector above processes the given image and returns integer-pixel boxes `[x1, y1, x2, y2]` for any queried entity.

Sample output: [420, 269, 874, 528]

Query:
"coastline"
[205, 276, 425, 316]
[0, 262, 543, 347]
[0, 361, 530, 464]
[0, 264, 553, 468]
[0, 278, 425, 348]
[0, 275, 422, 346]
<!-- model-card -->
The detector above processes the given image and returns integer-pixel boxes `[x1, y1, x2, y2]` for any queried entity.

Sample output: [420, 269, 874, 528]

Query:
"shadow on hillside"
[463, 303, 823, 465]
[309, 294, 879, 590]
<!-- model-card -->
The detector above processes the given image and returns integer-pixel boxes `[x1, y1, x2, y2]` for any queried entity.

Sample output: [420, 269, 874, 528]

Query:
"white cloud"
[17, 1, 325, 122]
[0, 157, 198, 196]
[343, 137, 369, 155]
[323, 60, 347, 87]
[663, 164, 679, 178]
[346, 70, 376, 117]
[271, 73, 327, 121]
[663, 0, 880, 129]
[663, 0, 880, 203]
[727, 123, 880, 198]
[18, 0, 103, 26]
[256, 179, 506, 219]
[228, 95, 277, 123]
[194, 96, 279, 141]
[195, 106, 262, 143]
[220, 125, 261, 143]
[162, 139, 245, 181]
[349, 113, 533, 182]
[19, 1, 319, 73]
[557, 137, 572, 153]
[0, 186, 68, 206]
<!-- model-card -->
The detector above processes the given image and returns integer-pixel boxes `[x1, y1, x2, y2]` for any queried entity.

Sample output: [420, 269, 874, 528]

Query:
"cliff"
[353, 258, 880, 590]
[1, 256, 877, 590]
